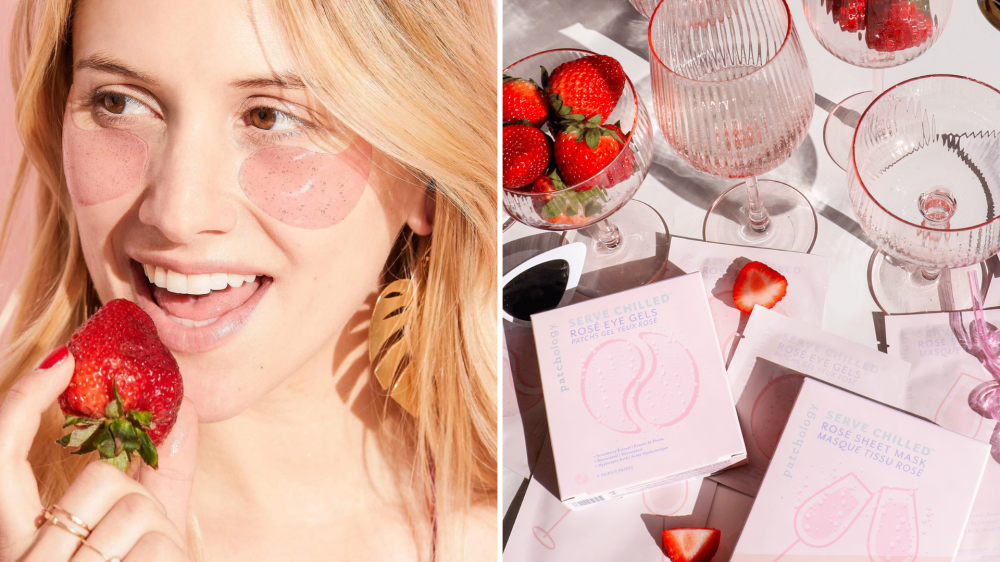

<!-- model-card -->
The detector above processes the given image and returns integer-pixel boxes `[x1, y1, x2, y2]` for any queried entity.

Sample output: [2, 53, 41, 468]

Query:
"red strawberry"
[503, 124, 550, 189]
[838, 0, 867, 31]
[554, 118, 627, 188]
[865, 0, 933, 52]
[662, 528, 721, 562]
[732, 261, 788, 314]
[545, 55, 626, 125]
[58, 299, 183, 470]
[503, 74, 548, 128]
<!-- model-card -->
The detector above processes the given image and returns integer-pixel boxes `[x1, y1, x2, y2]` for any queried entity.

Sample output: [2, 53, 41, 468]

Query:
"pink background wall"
[0, 0, 34, 339]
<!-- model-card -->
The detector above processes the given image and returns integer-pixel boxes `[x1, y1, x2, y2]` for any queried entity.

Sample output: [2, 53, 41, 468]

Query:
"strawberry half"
[732, 261, 788, 314]
[503, 74, 548, 128]
[57, 299, 183, 470]
[545, 54, 626, 126]
[503, 124, 551, 190]
[662, 528, 721, 562]
[554, 117, 627, 188]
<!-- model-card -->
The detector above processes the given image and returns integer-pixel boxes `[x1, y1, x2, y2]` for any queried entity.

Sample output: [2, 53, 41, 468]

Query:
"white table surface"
[501, 0, 1000, 546]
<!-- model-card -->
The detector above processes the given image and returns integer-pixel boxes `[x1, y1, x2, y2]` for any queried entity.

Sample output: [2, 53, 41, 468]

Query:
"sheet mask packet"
[531, 272, 746, 509]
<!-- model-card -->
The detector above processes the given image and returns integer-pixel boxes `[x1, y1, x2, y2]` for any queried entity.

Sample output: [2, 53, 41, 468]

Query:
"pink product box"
[733, 378, 991, 562]
[531, 272, 746, 509]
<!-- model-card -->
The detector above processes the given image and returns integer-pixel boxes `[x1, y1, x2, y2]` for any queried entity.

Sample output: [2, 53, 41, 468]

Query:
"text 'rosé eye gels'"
[238, 137, 372, 229]
[62, 107, 149, 206]
[530, 272, 746, 510]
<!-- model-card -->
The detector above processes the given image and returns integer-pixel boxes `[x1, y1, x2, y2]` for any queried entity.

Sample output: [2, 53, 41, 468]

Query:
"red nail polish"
[38, 345, 69, 370]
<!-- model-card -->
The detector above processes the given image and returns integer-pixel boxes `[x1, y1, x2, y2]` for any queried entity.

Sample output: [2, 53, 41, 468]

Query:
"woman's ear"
[406, 182, 435, 236]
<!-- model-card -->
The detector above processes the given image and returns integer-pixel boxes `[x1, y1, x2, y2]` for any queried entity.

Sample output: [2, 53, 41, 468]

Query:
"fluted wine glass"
[804, 0, 951, 170]
[849, 75, 1000, 313]
[503, 49, 662, 296]
[650, 0, 818, 252]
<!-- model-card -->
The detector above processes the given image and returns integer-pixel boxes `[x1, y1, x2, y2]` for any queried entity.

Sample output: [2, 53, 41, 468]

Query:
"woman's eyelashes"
[84, 89, 157, 127]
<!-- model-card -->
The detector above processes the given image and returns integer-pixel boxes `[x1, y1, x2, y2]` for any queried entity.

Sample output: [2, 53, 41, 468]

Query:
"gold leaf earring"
[368, 278, 418, 415]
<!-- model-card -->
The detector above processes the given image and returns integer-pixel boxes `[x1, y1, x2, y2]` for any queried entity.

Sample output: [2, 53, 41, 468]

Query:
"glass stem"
[920, 267, 942, 281]
[745, 176, 771, 233]
[597, 220, 622, 249]
[872, 68, 884, 96]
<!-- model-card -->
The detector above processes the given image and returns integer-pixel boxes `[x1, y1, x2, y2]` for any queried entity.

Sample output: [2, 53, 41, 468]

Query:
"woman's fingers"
[122, 531, 189, 561]
[0, 347, 74, 544]
[136, 398, 199, 541]
[67, 493, 185, 562]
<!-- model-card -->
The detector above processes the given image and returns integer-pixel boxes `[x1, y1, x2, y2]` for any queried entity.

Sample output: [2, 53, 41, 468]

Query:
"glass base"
[823, 91, 874, 171]
[868, 249, 991, 313]
[567, 200, 671, 297]
[703, 180, 817, 253]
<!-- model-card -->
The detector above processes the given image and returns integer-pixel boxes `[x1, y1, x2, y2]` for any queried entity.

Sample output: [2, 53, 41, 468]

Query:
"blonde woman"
[0, 0, 497, 561]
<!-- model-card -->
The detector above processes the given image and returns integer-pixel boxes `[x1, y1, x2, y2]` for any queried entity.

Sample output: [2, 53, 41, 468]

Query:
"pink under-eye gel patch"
[62, 110, 149, 206]
[238, 138, 372, 229]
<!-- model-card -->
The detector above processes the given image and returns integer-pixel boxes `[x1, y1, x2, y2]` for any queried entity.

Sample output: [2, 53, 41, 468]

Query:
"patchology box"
[531, 272, 746, 509]
[733, 378, 991, 562]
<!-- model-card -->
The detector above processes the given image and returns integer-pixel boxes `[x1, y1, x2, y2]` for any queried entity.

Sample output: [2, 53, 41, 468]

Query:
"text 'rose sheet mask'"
[62, 107, 149, 206]
[531, 272, 746, 510]
[733, 379, 990, 562]
[238, 138, 372, 229]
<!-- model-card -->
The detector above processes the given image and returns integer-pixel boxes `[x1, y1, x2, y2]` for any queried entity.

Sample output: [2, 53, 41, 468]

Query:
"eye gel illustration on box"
[530, 272, 746, 509]
[732, 378, 990, 562]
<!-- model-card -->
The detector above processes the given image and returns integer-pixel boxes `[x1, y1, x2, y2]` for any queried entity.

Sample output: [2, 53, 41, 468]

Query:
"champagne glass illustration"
[532, 506, 572, 550]
[867, 488, 919, 562]
[775, 473, 874, 561]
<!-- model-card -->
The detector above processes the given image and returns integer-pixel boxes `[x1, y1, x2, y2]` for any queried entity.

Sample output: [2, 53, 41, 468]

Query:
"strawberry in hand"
[731, 261, 788, 314]
[57, 299, 183, 470]
[503, 74, 548, 128]
[662, 528, 721, 562]
[545, 54, 626, 126]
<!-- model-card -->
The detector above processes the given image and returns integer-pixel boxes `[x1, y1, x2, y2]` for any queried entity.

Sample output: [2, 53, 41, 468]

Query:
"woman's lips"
[132, 261, 271, 354]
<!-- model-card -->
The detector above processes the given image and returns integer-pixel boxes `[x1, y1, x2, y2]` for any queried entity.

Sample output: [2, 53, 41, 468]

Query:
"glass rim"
[647, 0, 795, 84]
[502, 48, 641, 196]
[850, 73, 1000, 233]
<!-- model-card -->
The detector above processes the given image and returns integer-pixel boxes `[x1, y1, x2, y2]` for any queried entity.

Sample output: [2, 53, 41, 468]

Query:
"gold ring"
[79, 538, 121, 562]
[42, 508, 90, 540]
[50, 505, 92, 532]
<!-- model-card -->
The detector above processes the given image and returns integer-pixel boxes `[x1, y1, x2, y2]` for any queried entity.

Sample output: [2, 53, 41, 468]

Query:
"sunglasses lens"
[502, 259, 571, 322]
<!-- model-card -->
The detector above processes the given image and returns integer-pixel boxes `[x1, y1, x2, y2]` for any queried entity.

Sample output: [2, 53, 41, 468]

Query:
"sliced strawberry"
[503, 74, 548, 128]
[732, 261, 788, 314]
[662, 528, 721, 562]
[503, 124, 550, 189]
[554, 117, 627, 188]
[545, 55, 626, 126]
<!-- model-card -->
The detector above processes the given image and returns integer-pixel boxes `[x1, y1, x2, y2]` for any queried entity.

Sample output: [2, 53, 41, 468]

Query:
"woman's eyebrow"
[230, 73, 305, 90]
[74, 53, 159, 85]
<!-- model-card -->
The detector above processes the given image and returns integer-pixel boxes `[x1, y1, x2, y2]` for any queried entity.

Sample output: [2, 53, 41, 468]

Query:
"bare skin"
[0, 0, 495, 560]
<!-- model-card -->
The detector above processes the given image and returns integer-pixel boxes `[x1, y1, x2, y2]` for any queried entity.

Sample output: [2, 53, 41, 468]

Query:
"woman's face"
[65, 0, 431, 421]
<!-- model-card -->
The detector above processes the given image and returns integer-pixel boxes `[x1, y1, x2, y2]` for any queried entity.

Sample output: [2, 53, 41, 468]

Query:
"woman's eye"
[247, 107, 298, 132]
[100, 92, 149, 115]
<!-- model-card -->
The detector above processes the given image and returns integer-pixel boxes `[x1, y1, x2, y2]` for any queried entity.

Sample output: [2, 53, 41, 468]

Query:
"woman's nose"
[137, 122, 239, 243]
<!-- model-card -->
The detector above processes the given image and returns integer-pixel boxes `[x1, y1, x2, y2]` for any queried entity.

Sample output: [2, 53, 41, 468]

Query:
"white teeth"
[140, 263, 261, 296]
[167, 314, 218, 328]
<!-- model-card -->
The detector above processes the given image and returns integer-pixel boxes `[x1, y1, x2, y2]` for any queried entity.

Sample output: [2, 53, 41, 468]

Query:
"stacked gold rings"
[42, 505, 121, 562]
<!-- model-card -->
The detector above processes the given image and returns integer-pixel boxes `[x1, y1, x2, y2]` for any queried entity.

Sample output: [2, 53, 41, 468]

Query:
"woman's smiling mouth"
[130, 260, 272, 354]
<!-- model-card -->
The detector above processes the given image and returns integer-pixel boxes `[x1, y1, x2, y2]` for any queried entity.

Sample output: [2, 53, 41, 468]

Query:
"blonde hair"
[0, 1, 497, 560]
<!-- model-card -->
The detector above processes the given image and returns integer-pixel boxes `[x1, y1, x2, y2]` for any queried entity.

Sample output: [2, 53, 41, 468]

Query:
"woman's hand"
[0, 349, 199, 561]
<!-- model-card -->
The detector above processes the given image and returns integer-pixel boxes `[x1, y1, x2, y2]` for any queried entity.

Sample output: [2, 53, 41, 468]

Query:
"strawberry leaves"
[56, 380, 159, 470]
[541, 185, 608, 219]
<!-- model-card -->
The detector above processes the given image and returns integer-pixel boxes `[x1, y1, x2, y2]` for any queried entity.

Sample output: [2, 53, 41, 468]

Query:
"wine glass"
[503, 49, 664, 296]
[649, 0, 819, 252]
[866, 488, 918, 562]
[803, 0, 952, 170]
[848, 75, 1000, 313]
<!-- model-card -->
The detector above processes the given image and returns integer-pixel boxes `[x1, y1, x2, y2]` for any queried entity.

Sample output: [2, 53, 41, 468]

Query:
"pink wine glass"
[650, 0, 818, 252]
[866, 488, 919, 562]
[775, 473, 873, 560]
[803, 0, 952, 170]
[848, 75, 1000, 313]
[503, 49, 665, 296]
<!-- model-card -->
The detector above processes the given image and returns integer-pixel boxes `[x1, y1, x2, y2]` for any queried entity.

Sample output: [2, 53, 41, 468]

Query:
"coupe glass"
[503, 49, 663, 296]
[803, 0, 952, 170]
[649, 0, 818, 252]
[848, 75, 1000, 313]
